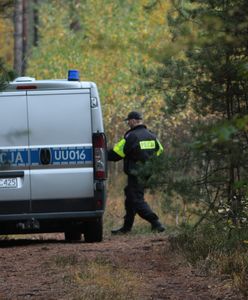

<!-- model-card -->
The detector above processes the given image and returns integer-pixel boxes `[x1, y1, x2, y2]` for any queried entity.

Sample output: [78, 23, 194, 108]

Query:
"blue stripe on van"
[0, 147, 92, 166]
[0, 149, 29, 166]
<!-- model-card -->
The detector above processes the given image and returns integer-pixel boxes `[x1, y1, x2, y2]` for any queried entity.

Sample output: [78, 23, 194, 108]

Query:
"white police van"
[0, 70, 107, 242]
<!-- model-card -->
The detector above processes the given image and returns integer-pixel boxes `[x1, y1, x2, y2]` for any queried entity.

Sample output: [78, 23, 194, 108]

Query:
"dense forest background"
[0, 0, 248, 293]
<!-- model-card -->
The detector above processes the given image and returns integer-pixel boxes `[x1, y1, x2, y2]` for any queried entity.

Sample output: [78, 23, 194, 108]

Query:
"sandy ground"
[0, 233, 244, 300]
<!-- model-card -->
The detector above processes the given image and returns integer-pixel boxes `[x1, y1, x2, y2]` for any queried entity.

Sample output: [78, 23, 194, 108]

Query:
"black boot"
[111, 227, 131, 235]
[151, 220, 165, 233]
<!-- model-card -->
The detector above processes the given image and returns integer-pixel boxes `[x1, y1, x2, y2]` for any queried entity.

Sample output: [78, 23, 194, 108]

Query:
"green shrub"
[169, 221, 248, 295]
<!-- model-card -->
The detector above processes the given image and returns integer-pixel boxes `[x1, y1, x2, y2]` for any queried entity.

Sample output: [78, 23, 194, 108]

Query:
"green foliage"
[0, 59, 15, 91]
[140, 0, 248, 230]
[137, 2, 248, 292]
[169, 221, 248, 295]
[171, 221, 248, 261]
[177, 222, 248, 262]
[0, 0, 14, 15]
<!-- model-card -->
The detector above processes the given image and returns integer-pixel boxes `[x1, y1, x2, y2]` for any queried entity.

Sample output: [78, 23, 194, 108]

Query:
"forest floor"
[0, 232, 244, 300]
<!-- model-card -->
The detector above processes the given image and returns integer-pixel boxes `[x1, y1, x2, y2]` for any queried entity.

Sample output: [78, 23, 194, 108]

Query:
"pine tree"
[143, 0, 248, 227]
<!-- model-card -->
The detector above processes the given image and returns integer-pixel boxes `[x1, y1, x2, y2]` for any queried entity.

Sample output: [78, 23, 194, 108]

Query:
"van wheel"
[84, 217, 103, 243]
[64, 230, 82, 242]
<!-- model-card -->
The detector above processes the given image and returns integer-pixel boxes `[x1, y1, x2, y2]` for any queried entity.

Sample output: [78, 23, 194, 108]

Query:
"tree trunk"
[22, 0, 29, 75]
[33, 0, 39, 46]
[14, 0, 23, 76]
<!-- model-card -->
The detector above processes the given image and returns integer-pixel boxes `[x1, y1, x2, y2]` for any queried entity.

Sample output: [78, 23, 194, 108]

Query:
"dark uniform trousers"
[123, 174, 159, 230]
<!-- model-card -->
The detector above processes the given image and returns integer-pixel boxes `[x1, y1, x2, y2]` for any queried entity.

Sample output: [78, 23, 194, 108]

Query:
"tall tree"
[142, 0, 248, 226]
[13, 0, 37, 75]
[14, 0, 23, 75]
[22, 0, 29, 73]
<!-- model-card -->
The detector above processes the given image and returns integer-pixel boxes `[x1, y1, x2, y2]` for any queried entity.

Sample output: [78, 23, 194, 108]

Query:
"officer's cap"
[124, 111, 143, 121]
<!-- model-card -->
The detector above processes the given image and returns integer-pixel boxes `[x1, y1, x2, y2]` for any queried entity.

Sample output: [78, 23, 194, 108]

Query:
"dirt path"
[0, 233, 243, 299]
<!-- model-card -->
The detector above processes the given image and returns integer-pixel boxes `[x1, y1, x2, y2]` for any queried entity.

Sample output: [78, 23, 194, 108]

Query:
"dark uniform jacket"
[108, 124, 163, 175]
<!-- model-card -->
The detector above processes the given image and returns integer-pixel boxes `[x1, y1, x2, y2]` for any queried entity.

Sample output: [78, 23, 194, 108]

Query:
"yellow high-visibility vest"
[113, 138, 126, 158]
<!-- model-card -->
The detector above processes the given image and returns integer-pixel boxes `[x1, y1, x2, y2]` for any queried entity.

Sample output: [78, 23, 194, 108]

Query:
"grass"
[169, 223, 248, 297]
[51, 254, 143, 300]
[54, 254, 79, 267]
[74, 258, 142, 299]
[215, 250, 248, 294]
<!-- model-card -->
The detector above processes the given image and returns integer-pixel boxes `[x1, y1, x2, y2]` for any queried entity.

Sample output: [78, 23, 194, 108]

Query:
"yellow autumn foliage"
[25, 1, 173, 141]
[0, 18, 14, 66]
[0, 1, 176, 142]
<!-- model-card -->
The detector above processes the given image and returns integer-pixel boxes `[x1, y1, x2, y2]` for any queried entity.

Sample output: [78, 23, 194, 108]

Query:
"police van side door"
[27, 89, 94, 213]
[0, 92, 31, 214]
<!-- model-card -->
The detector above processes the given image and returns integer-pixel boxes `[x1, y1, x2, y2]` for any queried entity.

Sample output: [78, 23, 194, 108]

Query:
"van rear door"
[27, 89, 94, 213]
[0, 92, 31, 214]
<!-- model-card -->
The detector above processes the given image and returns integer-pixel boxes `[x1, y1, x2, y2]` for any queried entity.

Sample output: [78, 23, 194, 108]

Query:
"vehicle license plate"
[0, 178, 18, 188]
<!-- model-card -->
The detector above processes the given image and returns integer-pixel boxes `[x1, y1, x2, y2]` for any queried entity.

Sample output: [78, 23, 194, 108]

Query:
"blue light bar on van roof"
[68, 70, 80, 81]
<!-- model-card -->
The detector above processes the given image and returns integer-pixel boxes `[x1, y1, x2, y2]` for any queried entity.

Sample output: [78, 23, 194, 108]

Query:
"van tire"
[84, 217, 103, 243]
[64, 230, 82, 242]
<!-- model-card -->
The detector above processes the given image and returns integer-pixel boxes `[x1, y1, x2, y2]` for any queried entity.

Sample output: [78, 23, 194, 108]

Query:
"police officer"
[108, 111, 165, 234]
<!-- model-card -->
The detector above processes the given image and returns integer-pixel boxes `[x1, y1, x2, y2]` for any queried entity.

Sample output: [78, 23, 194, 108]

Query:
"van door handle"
[40, 148, 51, 165]
[0, 171, 24, 178]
